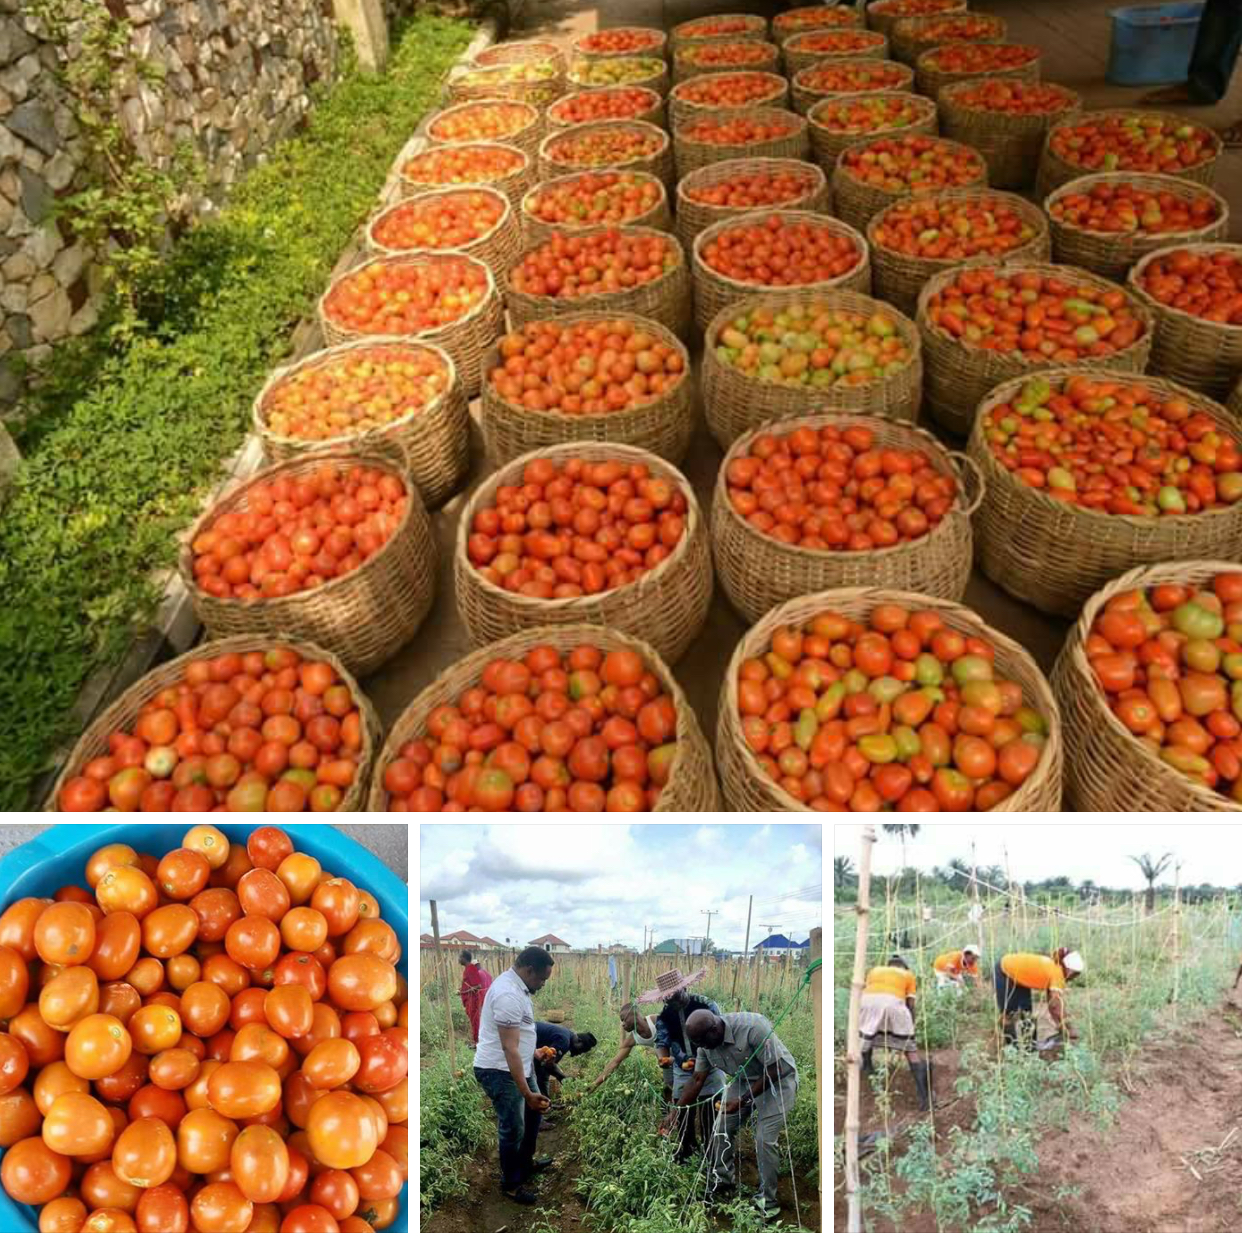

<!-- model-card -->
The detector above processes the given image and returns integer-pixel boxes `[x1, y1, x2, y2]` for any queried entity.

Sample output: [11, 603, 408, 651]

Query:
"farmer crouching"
[996, 947, 1084, 1048]
[859, 954, 932, 1110]
[533, 1022, 596, 1127]
[933, 944, 982, 992]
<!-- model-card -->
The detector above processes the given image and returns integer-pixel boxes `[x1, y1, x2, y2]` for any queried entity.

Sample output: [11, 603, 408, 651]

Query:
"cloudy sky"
[832, 821, 1242, 889]
[419, 823, 823, 951]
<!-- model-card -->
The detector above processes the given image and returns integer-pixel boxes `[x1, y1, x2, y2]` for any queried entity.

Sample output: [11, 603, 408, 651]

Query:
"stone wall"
[0, 0, 341, 401]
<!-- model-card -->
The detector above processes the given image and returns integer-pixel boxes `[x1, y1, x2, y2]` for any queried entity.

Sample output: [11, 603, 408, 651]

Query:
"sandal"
[1139, 84, 1197, 106]
[1218, 121, 1242, 148]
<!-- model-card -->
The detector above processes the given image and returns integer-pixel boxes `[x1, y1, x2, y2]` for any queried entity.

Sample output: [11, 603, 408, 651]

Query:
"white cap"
[1063, 951, 1085, 974]
[963, 944, 981, 957]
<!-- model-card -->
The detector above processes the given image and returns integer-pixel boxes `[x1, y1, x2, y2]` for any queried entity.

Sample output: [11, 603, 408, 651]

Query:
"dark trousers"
[1186, 0, 1242, 102]
[474, 1067, 542, 1190]
[993, 961, 1032, 1017]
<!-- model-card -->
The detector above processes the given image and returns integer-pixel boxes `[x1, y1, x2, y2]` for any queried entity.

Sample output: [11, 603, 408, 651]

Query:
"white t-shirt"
[473, 967, 536, 1074]
[631, 1013, 657, 1047]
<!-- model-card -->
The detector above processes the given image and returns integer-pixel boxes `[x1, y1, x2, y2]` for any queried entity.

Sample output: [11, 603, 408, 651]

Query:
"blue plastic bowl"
[0, 822, 408, 1234]
[1108, 2, 1205, 86]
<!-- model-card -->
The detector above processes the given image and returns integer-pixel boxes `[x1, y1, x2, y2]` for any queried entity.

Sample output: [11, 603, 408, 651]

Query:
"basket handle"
[946, 450, 985, 517]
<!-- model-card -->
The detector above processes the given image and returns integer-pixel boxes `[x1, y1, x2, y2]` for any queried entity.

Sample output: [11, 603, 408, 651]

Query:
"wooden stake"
[811, 925, 822, 1215]
[430, 900, 456, 1072]
[846, 826, 876, 1235]
[1173, 863, 1182, 1009]
[733, 895, 753, 1008]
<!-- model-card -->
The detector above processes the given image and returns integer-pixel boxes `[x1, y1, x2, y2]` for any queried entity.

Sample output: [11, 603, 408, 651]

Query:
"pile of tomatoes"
[428, 101, 534, 144]
[714, 301, 911, 388]
[57, 651, 368, 814]
[380, 645, 682, 812]
[323, 256, 489, 336]
[544, 125, 663, 169]
[672, 71, 783, 109]
[510, 230, 677, 299]
[923, 42, 1040, 73]
[811, 94, 930, 136]
[401, 144, 525, 188]
[679, 41, 773, 68]
[260, 345, 450, 445]
[839, 135, 983, 194]
[906, 15, 1002, 47]
[466, 455, 689, 598]
[370, 190, 505, 252]
[872, 0, 964, 18]
[925, 267, 1146, 361]
[568, 56, 665, 87]
[735, 604, 1050, 810]
[872, 194, 1039, 261]
[725, 421, 956, 549]
[678, 16, 758, 39]
[680, 114, 799, 147]
[797, 60, 909, 94]
[1135, 247, 1242, 324]
[549, 87, 658, 125]
[1050, 182, 1222, 237]
[524, 171, 663, 228]
[577, 27, 663, 55]
[190, 464, 407, 602]
[947, 78, 1076, 116]
[488, 319, 686, 415]
[1048, 113, 1217, 175]
[787, 30, 885, 55]
[700, 214, 862, 288]
[455, 62, 557, 89]
[1086, 573, 1242, 793]
[982, 373, 1242, 516]
[774, 5, 863, 31]
[684, 167, 818, 210]
[0, 826, 407, 1232]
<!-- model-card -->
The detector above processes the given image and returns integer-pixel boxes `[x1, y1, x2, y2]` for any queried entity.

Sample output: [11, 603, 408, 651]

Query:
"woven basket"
[672, 108, 811, 180]
[967, 370, 1242, 616]
[565, 57, 670, 98]
[938, 79, 1081, 190]
[691, 209, 871, 335]
[1230, 374, 1242, 419]
[784, 29, 890, 77]
[502, 225, 692, 340]
[716, 587, 1063, 811]
[454, 442, 711, 663]
[547, 86, 666, 131]
[670, 13, 768, 50]
[866, 0, 967, 39]
[700, 290, 921, 448]
[252, 339, 469, 509]
[915, 44, 1042, 99]
[427, 99, 544, 162]
[366, 623, 719, 811]
[1053, 560, 1242, 812]
[675, 158, 829, 255]
[571, 27, 670, 62]
[179, 451, 435, 677]
[672, 41, 781, 86]
[398, 141, 533, 212]
[668, 71, 790, 129]
[1046, 174, 1230, 283]
[48, 636, 381, 813]
[1128, 243, 1242, 398]
[791, 58, 915, 115]
[447, 62, 563, 109]
[475, 39, 567, 74]
[519, 171, 673, 247]
[868, 188, 1051, 317]
[774, 6, 865, 41]
[831, 135, 987, 233]
[891, 12, 1006, 64]
[711, 413, 979, 622]
[317, 253, 503, 399]
[1036, 109, 1224, 201]
[918, 260, 1154, 437]
[807, 91, 938, 171]
[479, 310, 694, 466]
[538, 119, 674, 187]
[365, 186, 522, 278]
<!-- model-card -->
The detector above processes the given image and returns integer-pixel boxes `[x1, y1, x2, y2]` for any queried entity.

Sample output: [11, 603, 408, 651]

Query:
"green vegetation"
[0, 11, 474, 809]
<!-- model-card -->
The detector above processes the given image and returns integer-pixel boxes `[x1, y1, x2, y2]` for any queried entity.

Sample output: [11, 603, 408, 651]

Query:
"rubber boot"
[861, 1049, 874, 1079]
[910, 1059, 932, 1111]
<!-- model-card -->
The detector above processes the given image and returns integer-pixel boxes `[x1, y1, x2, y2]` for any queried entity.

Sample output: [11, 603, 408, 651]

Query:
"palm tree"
[834, 856, 856, 891]
[1130, 851, 1174, 914]
[882, 823, 921, 873]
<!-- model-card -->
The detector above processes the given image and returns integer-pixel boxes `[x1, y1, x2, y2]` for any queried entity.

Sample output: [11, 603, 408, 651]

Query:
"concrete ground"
[362, 0, 1242, 766]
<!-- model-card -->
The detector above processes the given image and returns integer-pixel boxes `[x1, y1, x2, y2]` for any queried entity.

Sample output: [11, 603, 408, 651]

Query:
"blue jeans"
[1185, 0, 1242, 102]
[474, 1067, 542, 1190]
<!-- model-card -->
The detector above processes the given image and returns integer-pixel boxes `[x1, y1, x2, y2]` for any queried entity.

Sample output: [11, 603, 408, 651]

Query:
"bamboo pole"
[1173, 863, 1182, 1010]
[846, 826, 876, 1235]
[430, 900, 457, 1072]
[811, 925, 822, 1215]
[733, 895, 753, 1007]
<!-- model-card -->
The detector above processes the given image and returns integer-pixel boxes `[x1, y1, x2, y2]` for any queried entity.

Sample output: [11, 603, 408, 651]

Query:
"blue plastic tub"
[1108, 2, 1205, 86]
[0, 822, 408, 1234]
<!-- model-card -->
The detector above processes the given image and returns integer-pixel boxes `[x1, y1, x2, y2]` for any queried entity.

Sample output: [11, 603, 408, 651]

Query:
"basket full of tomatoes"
[480, 312, 693, 466]
[539, 119, 674, 187]
[668, 70, 789, 128]
[774, 4, 866, 41]
[519, 170, 672, 247]
[672, 108, 811, 180]
[711, 415, 979, 623]
[700, 291, 921, 448]
[938, 79, 1081, 191]
[368, 625, 719, 812]
[890, 11, 1006, 65]
[916, 261, 1153, 436]
[566, 56, 671, 98]
[454, 443, 711, 663]
[571, 26, 670, 61]
[807, 91, 938, 173]
[791, 58, 915, 115]
[426, 98, 544, 162]
[717, 589, 1061, 811]
[783, 29, 889, 77]
[448, 59, 563, 109]
[967, 370, 1242, 615]
[915, 42, 1042, 99]
[865, 0, 967, 39]
[398, 141, 532, 210]
[1128, 244, 1242, 399]
[691, 209, 871, 335]
[1052, 561, 1242, 812]
[51, 639, 381, 813]
[178, 453, 435, 678]
[672, 39, 781, 85]
[547, 85, 667, 131]
[476, 38, 567, 75]
[868, 188, 1051, 317]
[670, 13, 769, 50]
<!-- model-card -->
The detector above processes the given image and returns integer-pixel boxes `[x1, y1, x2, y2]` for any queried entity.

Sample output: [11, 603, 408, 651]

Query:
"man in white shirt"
[473, 946, 556, 1204]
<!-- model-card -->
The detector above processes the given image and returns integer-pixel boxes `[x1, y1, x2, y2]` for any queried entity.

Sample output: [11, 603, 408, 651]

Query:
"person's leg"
[752, 1074, 798, 1209]
[1142, 0, 1242, 103]
[907, 1052, 931, 1110]
[516, 1074, 543, 1181]
[475, 1068, 525, 1191]
[707, 1083, 743, 1193]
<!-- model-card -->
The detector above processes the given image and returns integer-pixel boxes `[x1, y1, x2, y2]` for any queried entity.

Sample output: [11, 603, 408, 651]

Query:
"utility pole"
[733, 894, 753, 1004]
[700, 909, 717, 958]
